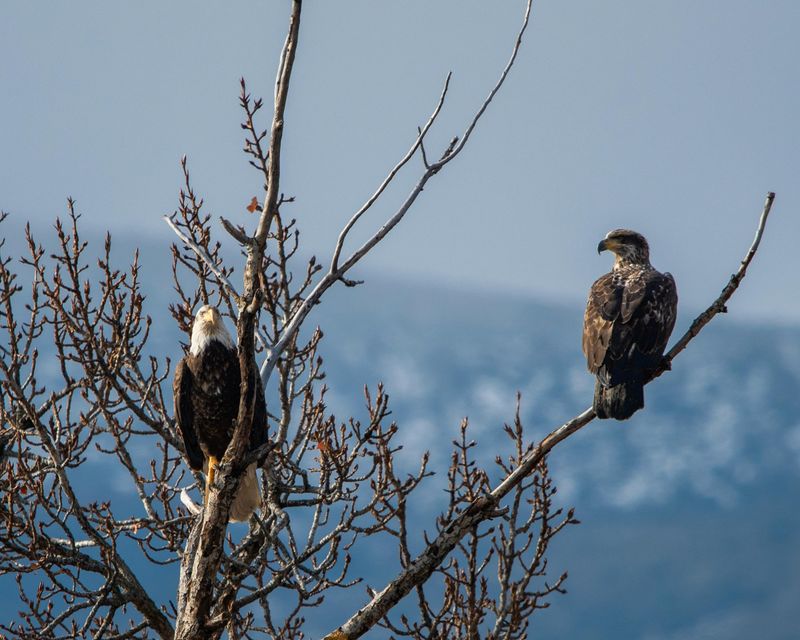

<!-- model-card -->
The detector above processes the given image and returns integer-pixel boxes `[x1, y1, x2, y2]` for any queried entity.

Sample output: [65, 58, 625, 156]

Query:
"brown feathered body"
[583, 230, 677, 420]
[173, 306, 267, 521]
[174, 342, 267, 465]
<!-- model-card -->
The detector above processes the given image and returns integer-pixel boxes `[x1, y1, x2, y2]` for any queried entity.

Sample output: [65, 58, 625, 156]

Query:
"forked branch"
[259, 0, 535, 386]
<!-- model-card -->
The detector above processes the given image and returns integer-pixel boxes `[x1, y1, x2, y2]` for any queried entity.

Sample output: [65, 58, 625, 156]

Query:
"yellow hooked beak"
[199, 307, 221, 327]
[597, 237, 621, 254]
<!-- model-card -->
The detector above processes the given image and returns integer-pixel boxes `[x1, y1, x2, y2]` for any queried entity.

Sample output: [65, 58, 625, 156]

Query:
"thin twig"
[164, 214, 272, 356]
[163, 215, 242, 307]
[330, 72, 452, 273]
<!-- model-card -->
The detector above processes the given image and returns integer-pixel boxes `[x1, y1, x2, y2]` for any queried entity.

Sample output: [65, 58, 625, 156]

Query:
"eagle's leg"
[205, 455, 218, 506]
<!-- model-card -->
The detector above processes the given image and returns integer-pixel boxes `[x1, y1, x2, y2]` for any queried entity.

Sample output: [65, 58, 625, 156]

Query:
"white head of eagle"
[190, 305, 234, 356]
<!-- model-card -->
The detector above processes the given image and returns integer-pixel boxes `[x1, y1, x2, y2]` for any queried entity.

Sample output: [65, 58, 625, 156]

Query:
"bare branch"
[654, 191, 776, 371]
[263, 0, 534, 388]
[434, 0, 533, 166]
[164, 214, 242, 306]
[254, 0, 303, 250]
[330, 72, 452, 273]
[322, 191, 776, 639]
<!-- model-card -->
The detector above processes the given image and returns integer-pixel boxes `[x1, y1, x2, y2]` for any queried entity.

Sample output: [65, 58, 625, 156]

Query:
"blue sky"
[2, 1, 798, 322]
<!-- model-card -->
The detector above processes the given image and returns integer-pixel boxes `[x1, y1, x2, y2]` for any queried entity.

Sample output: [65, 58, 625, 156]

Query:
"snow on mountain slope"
[316, 277, 800, 510]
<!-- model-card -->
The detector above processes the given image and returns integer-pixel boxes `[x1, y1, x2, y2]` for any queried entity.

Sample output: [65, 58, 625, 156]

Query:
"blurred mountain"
[319, 278, 800, 508]
[309, 275, 800, 639]
[3, 225, 799, 638]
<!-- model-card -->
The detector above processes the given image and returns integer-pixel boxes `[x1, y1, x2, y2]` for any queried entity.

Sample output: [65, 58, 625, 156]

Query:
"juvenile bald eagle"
[583, 229, 677, 420]
[173, 305, 267, 521]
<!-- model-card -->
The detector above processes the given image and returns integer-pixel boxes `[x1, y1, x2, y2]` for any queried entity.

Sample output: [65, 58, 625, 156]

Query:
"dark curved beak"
[597, 239, 608, 255]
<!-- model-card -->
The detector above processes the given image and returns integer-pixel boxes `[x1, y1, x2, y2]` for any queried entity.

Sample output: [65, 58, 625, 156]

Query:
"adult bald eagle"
[173, 305, 268, 521]
[583, 229, 677, 420]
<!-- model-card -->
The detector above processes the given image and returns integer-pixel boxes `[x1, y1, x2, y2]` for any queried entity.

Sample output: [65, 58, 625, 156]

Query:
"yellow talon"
[204, 455, 218, 506]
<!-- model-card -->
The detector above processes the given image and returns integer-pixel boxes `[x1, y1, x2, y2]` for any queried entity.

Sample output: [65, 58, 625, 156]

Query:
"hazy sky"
[2, 1, 798, 322]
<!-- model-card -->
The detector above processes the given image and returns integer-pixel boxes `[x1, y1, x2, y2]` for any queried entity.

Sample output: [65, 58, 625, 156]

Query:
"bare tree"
[0, 1, 776, 639]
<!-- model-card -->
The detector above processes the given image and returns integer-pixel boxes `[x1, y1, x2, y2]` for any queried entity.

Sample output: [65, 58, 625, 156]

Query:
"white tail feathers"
[228, 463, 261, 523]
[193, 461, 261, 523]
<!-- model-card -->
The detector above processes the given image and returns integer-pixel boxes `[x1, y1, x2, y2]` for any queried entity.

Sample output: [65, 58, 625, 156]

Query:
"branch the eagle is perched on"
[583, 229, 678, 420]
[173, 305, 268, 521]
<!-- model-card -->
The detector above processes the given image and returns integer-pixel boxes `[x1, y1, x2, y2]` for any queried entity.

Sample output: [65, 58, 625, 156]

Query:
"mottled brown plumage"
[173, 306, 267, 520]
[583, 229, 677, 419]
